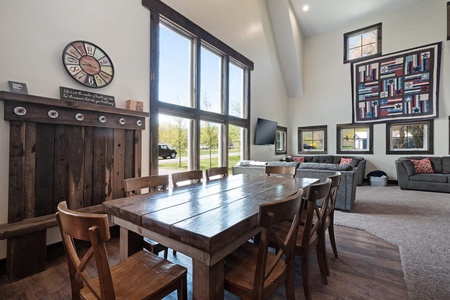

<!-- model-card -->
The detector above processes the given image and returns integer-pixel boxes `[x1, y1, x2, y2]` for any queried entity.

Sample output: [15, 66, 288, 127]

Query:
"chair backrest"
[205, 166, 228, 182]
[123, 174, 169, 197]
[55, 201, 114, 299]
[171, 170, 203, 187]
[325, 172, 341, 220]
[253, 189, 303, 297]
[265, 165, 296, 178]
[301, 179, 332, 246]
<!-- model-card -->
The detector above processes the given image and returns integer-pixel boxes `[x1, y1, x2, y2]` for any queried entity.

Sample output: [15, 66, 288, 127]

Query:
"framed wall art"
[352, 42, 441, 124]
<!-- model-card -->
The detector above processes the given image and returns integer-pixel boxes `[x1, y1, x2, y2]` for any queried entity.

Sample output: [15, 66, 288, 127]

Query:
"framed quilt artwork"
[351, 42, 441, 124]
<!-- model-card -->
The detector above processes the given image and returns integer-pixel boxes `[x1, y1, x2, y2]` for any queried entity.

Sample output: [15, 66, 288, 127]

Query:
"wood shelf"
[1, 91, 148, 130]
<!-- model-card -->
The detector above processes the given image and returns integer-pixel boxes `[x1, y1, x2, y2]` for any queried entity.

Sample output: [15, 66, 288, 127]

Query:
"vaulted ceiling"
[266, 0, 425, 98]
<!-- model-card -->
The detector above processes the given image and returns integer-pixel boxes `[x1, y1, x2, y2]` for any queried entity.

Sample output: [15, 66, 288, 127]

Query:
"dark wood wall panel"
[53, 125, 69, 211]
[93, 127, 108, 204]
[113, 129, 125, 199]
[124, 130, 135, 192]
[23, 122, 36, 219]
[35, 123, 55, 216]
[67, 126, 85, 209]
[105, 128, 114, 201]
[1, 92, 147, 281]
[8, 122, 25, 223]
[83, 126, 94, 207]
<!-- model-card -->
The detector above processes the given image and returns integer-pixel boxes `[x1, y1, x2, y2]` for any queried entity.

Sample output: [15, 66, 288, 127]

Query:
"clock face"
[62, 41, 114, 88]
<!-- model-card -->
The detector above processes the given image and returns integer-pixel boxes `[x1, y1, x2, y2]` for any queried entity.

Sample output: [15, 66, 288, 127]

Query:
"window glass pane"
[276, 127, 287, 154]
[340, 127, 370, 151]
[228, 124, 243, 172]
[158, 114, 191, 175]
[229, 62, 244, 118]
[348, 34, 361, 49]
[344, 23, 381, 63]
[361, 30, 376, 46]
[200, 46, 222, 113]
[312, 130, 324, 150]
[159, 23, 192, 107]
[390, 124, 427, 150]
[200, 120, 221, 170]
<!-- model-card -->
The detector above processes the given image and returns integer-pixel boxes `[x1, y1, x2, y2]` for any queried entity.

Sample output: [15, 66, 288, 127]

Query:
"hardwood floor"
[0, 225, 408, 299]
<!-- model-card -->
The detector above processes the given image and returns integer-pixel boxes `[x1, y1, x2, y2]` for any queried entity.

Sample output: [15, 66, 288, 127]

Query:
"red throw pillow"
[292, 156, 305, 163]
[340, 158, 352, 165]
[411, 158, 434, 174]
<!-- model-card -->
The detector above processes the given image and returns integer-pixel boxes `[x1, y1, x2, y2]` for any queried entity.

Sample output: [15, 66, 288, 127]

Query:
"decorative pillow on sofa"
[340, 158, 352, 165]
[411, 158, 434, 174]
[292, 156, 305, 163]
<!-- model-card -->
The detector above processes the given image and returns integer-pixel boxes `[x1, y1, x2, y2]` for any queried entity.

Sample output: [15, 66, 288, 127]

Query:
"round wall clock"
[62, 40, 114, 88]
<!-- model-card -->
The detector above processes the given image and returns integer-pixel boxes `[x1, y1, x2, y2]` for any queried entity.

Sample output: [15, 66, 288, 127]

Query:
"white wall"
[290, 0, 449, 180]
[0, 0, 289, 258]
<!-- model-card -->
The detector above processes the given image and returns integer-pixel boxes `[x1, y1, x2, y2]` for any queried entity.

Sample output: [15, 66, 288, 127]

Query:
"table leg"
[192, 259, 224, 300]
[119, 227, 143, 260]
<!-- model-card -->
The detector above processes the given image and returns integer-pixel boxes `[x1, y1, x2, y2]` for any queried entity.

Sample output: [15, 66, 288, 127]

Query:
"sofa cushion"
[410, 173, 448, 183]
[267, 161, 298, 167]
[237, 160, 267, 167]
[443, 157, 450, 174]
[299, 162, 353, 171]
[411, 158, 434, 174]
[429, 157, 443, 173]
[401, 160, 416, 176]
[312, 155, 334, 164]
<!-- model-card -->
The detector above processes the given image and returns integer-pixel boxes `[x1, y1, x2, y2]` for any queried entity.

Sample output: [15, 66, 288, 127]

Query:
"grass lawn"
[160, 155, 241, 173]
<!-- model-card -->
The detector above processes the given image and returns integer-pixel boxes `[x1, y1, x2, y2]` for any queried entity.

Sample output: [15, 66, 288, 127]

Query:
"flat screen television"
[254, 118, 277, 145]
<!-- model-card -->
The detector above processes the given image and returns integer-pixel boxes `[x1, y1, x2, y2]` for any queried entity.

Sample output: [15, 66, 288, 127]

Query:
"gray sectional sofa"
[232, 156, 363, 211]
[288, 155, 366, 186]
[396, 156, 450, 193]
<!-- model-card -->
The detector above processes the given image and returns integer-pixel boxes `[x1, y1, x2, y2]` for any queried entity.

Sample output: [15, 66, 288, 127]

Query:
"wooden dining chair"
[224, 189, 303, 300]
[171, 170, 203, 187]
[265, 165, 296, 177]
[274, 179, 332, 300]
[123, 175, 169, 259]
[123, 174, 169, 196]
[323, 172, 341, 275]
[205, 166, 228, 182]
[55, 201, 187, 300]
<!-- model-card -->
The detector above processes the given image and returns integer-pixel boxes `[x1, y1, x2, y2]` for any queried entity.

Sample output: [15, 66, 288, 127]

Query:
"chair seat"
[224, 242, 288, 298]
[80, 250, 187, 299]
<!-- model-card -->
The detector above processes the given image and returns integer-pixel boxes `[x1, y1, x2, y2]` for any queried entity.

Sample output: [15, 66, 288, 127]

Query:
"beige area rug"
[334, 185, 450, 300]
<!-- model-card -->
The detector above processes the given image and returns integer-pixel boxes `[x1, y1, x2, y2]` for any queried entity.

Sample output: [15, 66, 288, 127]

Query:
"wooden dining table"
[103, 174, 319, 300]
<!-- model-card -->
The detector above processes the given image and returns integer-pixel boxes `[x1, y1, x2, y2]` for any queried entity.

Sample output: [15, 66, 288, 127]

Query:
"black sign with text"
[60, 86, 115, 107]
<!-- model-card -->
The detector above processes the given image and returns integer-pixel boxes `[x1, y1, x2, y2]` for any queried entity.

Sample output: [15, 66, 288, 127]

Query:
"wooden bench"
[0, 204, 105, 281]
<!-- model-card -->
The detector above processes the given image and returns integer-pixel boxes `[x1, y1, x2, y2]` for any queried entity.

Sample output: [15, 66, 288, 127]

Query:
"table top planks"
[103, 175, 318, 253]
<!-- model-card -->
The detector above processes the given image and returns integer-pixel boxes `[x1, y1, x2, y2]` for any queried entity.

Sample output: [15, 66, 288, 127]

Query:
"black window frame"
[344, 23, 382, 64]
[143, 0, 254, 174]
[336, 124, 373, 154]
[298, 125, 327, 154]
[386, 120, 434, 155]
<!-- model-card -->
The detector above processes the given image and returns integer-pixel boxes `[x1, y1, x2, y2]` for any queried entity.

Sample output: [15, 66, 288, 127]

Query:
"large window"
[298, 125, 327, 154]
[337, 124, 373, 154]
[144, 1, 253, 175]
[386, 120, 433, 154]
[275, 126, 287, 155]
[344, 23, 382, 63]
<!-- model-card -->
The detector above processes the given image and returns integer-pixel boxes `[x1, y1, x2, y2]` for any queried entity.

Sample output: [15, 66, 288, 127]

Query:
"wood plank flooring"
[0, 225, 408, 299]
